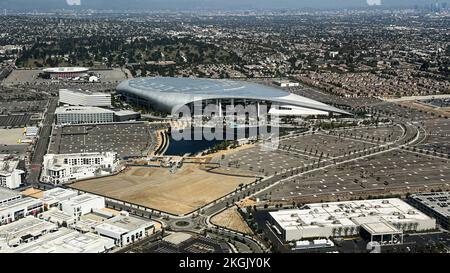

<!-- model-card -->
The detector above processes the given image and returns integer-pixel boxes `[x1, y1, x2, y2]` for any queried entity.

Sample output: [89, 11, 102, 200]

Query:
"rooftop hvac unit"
[382, 200, 390, 204]
[393, 211, 400, 215]
[322, 204, 329, 208]
[398, 215, 406, 219]
[407, 210, 416, 215]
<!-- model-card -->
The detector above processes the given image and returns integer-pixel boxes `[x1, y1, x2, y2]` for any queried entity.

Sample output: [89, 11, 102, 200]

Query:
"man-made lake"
[165, 126, 302, 156]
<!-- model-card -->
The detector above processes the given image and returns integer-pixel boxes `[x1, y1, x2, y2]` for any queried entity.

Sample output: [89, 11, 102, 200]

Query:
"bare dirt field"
[20, 188, 44, 199]
[0, 128, 25, 145]
[398, 101, 450, 118]
[70, 164, 255, 216]
[211, 206, 253, 235]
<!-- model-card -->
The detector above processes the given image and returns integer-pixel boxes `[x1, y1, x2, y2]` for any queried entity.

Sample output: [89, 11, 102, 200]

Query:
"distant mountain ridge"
[0, 0, 446, 12]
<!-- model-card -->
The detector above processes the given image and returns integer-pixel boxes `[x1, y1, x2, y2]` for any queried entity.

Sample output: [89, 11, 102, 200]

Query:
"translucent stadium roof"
[117, 77, 350, 115]
[127, 77, 289, 97]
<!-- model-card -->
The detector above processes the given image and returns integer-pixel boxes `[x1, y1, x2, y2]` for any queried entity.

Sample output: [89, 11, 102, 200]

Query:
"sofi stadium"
[117, 77, 349, 117]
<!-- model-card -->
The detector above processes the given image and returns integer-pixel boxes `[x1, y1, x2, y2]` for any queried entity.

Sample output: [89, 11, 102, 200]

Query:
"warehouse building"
[41, 152, 119, 185]
[408, 192, 450, 230]
[59, 89, 112, 107]
[40, 187, 79, 208]
[0, 197, 44, 226]
[3, 227, 115, 253]
[269, 198, 436, 243]
[95, 211, 155, 247]
[0, 216, 58, 249]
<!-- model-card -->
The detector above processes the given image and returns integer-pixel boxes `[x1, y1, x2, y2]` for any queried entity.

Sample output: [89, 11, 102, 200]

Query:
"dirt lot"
[0, 128, 25, 145]
[70, 164, 255, 216]
[398, 101, 450, 118]
[211, 207, 253, 235]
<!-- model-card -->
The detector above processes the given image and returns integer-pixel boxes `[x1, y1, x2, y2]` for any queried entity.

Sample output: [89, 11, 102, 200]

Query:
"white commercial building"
[25, 127, 39, 137]
[0, 154, 24, 189]
[41, 152, 119, 185]
[0, 188, 21, 205]
[95, 211, 154, 247]
[41, 187, 79, 208]
[59, 193, 105, 220]
[59, 89, 112, 107]
[55, 106, 114, 125]
[2, 227, 115, 253]
[0, 197, 44, 226]
[269, 198, 436, 242]
[39, 208, 77, 227]
[0, 216, 58, 249]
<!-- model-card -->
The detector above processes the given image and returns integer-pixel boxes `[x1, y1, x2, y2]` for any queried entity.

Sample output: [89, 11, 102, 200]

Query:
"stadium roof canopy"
[117, 77, 350, 115]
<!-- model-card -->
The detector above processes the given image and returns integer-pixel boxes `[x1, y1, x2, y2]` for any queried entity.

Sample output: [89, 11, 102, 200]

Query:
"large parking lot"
[216, 147, 314, 176]
[0, 114, 37, 128]
[417, 119, 450, 154]
[279, 133, 377, 158]
[332, 125, 404, 144]
[215, 125, 405, 177]
[49, 122, 158, 158]
[257, 150, 450, 201]
[0, 100, 47, 115]
[2, 69, 42, 85]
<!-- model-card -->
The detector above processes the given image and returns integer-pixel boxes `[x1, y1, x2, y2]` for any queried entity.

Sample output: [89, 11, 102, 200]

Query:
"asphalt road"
[27, 98, 57, 184]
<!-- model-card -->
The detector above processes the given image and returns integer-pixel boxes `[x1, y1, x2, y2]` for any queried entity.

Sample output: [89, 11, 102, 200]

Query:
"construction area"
[69, 164, 256, 216]
[211, 207, 253, 235]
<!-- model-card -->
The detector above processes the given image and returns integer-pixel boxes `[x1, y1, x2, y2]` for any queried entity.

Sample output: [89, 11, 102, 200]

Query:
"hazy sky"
[0, 0, 447, 11]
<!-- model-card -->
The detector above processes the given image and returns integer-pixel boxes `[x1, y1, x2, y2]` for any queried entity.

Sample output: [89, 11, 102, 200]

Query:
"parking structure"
[48, 122, 162, 158]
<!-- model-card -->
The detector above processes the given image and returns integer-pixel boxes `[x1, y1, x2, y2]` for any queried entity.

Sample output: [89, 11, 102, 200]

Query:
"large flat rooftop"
[0, 197, 42, 213]
[410, 192, 450, 218]
[0, 216, 58, 244]
[3, 228, 115, 253]
[270, 198, 434, 233]
[0, 188, 21, 202]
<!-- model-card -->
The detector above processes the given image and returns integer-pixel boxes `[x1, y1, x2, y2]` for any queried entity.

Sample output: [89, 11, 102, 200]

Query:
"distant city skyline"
[0, 0, 449, 12]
